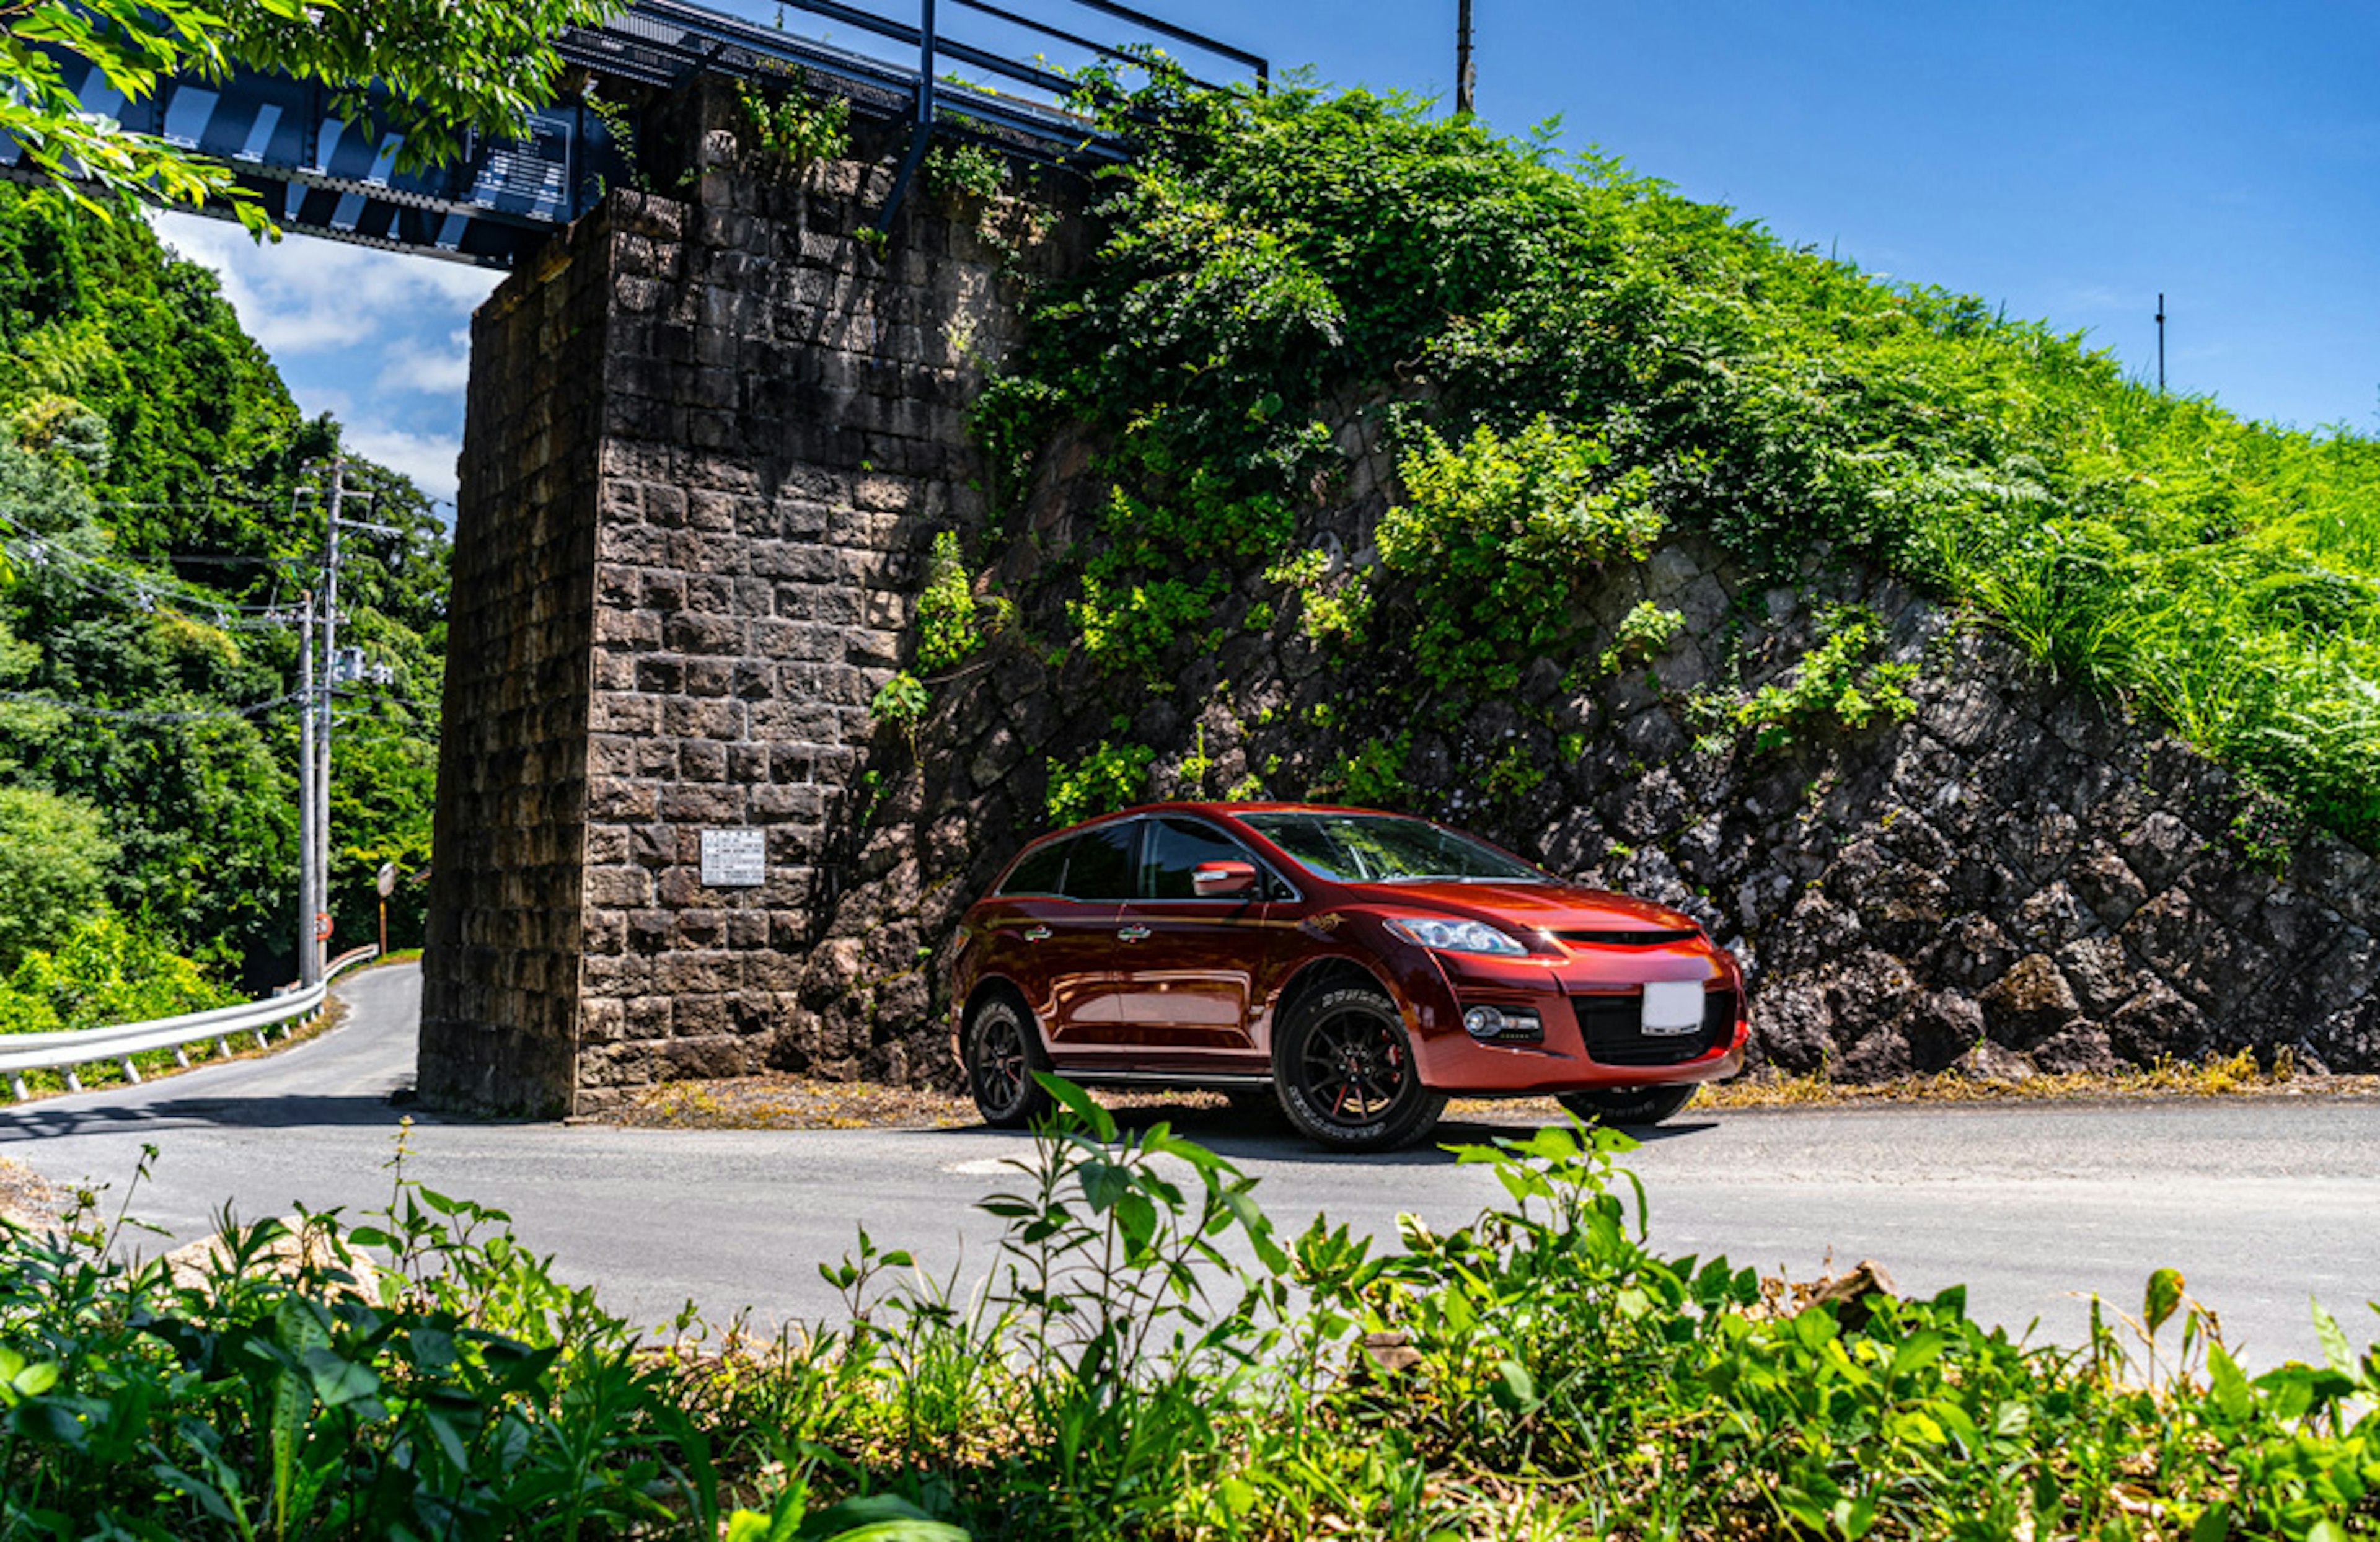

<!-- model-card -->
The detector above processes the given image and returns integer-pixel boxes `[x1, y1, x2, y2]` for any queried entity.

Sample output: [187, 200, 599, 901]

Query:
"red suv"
[949, 803, 1747, 1150]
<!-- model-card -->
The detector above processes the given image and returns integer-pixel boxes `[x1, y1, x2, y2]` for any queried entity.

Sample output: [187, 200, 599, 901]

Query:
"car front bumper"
[1399, 946, 1749, 1095]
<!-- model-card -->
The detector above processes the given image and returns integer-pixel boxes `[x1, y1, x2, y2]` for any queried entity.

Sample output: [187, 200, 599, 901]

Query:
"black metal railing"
[0, 0, 1264, 265]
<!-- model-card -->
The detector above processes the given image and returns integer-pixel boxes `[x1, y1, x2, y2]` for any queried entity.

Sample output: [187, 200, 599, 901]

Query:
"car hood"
[1348, 879, 1701, 935]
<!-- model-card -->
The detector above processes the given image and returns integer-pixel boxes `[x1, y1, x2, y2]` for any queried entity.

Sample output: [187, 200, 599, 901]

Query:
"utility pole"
[296, 588, 320, 988]
[1455, 0, 1476, 116]
[319, 457, 345, 983]
[2156, 293, 2167, 393]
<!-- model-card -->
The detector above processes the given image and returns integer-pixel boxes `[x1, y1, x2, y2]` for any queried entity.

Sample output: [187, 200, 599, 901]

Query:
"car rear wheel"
[1274, 985, 1446, 1152]
[1558, 1083, 1696, 1128]
[965, 994, 1051, 1129]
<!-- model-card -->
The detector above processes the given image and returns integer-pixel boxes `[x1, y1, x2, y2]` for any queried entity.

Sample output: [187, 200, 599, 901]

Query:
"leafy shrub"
[921, 139, 1004, 203]
[1379, 416, 1666, 695]
[736, 77, 850, 169]
[1734, 604, 1920, 751]
[917, 530, 981, 673]
[1338, 732, 1411, 807]
[1600, 599, 1686, 674]
[0, 909, 234, 1036]
[0, 786, 117, 970]
[1044, 740, 1153, 825]
[15, 1092, 2377, 1539]
[869, 671, 930, 754]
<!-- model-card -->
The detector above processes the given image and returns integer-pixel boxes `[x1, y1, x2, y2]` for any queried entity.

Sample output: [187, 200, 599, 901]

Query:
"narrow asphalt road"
[6, 962, 2376, 1370]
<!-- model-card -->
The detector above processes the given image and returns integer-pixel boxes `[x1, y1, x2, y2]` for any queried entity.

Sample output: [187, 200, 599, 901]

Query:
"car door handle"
[1117, 925, 1151, 942]
[1022, 925, 1051, 942]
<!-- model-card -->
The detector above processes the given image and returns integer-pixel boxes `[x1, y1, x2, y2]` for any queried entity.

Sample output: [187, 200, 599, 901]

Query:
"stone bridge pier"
[420, 89, 1077, 1114]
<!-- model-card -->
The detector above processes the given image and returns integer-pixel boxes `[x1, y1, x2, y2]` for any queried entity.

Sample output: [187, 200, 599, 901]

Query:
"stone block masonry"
[421, 82, 1080, 1115]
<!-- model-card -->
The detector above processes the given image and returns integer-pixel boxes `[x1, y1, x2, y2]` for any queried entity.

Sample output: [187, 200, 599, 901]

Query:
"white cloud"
[377, 328, 474, 395]
[153, 212, 498, 357]
[343, 427, 464, 504]
[148, 211, 494, 503]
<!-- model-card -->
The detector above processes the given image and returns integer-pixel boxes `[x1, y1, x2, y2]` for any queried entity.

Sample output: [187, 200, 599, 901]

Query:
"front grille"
[1558, 928, 1701, 948]
[1572, 986, 1739, 1067]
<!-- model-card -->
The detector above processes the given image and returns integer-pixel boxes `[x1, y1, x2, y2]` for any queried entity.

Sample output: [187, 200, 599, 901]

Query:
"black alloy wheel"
[1557, 1083, 1697, 1128]
[965, 995, 1051, 1128]
[1274, 985, 1447, 1152]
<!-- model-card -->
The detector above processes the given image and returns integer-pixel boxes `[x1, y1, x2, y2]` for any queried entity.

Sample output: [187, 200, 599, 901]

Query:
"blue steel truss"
[0, 0, 1263, 269]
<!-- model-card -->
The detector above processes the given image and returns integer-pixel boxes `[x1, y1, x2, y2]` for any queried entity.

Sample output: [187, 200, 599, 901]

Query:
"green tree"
[1, 0, 623, 234]
[0, 785, 117, 968]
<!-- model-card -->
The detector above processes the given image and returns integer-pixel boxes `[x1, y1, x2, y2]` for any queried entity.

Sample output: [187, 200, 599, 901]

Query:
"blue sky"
[159, 0, 2380, 504]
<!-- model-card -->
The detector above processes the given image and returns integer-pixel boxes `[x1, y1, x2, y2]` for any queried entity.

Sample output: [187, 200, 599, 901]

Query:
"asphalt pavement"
[5, 961, 2376, 1370]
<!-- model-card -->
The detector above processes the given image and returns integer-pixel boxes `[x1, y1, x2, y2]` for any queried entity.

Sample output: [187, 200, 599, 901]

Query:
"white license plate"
[1640, 981, 1704, 1036]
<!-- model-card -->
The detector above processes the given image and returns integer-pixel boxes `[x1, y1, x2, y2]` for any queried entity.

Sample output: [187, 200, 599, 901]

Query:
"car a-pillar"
[418, 79, 1083, 1116]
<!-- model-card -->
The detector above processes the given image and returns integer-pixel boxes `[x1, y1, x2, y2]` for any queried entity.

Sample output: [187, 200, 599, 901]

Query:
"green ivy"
[1044, 740, 1154, 826]
[1338, 732, 1412, 808]
[868, 670, 929, 755]
[1600, 600, 1688, 674]
[917, 530, 980, 673]
[1380, 416, 1666, 695]
[735, 76, 849, 170]
[921, 139, 1004, 203]
[1734, 605, 1921, 752]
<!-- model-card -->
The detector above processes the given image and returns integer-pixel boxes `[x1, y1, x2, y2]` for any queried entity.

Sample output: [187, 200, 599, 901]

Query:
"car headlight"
[1383, 916, 1528, 956]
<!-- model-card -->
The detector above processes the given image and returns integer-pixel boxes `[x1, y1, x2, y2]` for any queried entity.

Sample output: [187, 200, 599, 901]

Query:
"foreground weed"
[6, 1090, 2378, 1538]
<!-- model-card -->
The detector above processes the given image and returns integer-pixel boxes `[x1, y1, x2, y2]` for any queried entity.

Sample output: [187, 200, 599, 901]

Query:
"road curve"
[5, 961, 2376, 1369]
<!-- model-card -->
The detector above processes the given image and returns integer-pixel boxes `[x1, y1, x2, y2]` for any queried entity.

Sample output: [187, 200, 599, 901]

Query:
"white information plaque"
[699, 828, 766, 888]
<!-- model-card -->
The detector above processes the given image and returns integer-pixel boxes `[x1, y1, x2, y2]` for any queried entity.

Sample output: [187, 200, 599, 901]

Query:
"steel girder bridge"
[0, 0, 1265, 269]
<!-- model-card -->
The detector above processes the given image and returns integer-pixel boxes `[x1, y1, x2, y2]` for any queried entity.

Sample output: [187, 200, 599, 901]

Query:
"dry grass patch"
[1699, 1048, 2380, 1111]
[0, 1155, 63, 1226]
[600, 1049, 2380, 1134]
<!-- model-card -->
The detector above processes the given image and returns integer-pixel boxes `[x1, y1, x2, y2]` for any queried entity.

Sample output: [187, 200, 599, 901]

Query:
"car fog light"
[1463, 1006, 1543, 1042]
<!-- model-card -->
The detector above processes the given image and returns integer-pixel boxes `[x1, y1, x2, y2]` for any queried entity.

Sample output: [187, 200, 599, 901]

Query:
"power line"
[0, 688, 305, 723]
[0, 518, 299, 625]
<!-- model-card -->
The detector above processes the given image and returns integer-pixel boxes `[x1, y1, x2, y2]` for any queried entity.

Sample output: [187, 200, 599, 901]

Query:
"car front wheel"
[1557, 1083, 1696, 1128]
[964, 994, 1051, 1128]
[1274, 985, 1446, 1152]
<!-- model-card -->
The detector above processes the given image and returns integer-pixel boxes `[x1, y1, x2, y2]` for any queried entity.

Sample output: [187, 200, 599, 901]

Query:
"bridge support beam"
[421, 87, 1074, 1116]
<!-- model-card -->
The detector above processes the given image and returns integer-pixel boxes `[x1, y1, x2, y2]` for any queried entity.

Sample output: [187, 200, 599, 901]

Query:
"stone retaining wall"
[426, 107, 2379, 1113]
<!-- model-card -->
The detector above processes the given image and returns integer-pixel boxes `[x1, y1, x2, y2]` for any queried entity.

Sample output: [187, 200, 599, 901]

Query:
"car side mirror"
[1192, 860, 1258, 898]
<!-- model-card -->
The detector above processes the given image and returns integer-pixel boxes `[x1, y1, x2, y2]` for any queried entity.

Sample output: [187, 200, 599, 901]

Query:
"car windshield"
[1238, 812, 1545, 884]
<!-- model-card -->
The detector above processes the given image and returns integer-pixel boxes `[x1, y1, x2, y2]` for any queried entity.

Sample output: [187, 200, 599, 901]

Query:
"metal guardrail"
[0, 945, 381, 1102]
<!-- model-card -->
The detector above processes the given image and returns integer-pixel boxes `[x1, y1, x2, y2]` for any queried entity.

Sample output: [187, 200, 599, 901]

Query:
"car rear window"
[998, 838, 1070, 897]
[1142, 817, 1252, 899]
[1059, 821, 1138, 900]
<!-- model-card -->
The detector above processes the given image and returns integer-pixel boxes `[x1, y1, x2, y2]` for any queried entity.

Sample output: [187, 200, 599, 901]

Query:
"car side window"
[998, 837, 1070, 897]
[1059, 821, 1138, 900]
[1142, 817, 1259, 900]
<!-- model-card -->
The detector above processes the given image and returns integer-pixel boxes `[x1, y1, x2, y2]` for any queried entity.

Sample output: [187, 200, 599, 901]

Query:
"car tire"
[964, 993, 1051, 1129]
[1558, 1083, 1697, 1128]
[1273, 984, 1447, 1152]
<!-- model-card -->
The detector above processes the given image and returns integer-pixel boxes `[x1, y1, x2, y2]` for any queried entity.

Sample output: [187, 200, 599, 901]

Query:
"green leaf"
[797, 1494, 969, 1541]
[2311, 1298, 2353, 1375]
[2189, 1501, 2231, 1542]
[302, 1346, 379, 1409]
[2203, 1343, 2250, 1423]
[1033, 1073, 1116, 1141]
[2144, 1267, 2185, 1335]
